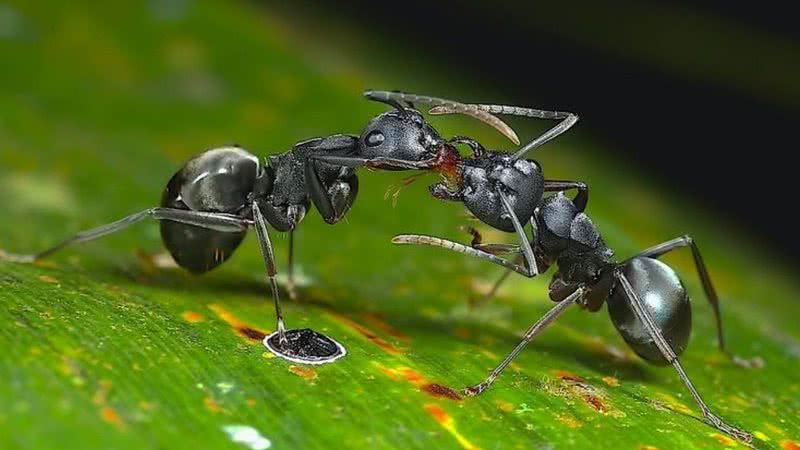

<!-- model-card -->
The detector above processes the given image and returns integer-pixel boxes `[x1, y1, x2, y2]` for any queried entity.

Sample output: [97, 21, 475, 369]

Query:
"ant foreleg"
[251, 201, 287, 344]
[497, 190, 539, 276]
[614, 270, 753, 444]
[631, 235, 763, 369]
[286, 230, 297, 300]
[464, 286, 586, 396]
[0, 208, 249, 263]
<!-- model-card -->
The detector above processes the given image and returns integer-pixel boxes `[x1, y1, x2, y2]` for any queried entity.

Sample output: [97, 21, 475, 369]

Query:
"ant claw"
[704, 412, 753, 445]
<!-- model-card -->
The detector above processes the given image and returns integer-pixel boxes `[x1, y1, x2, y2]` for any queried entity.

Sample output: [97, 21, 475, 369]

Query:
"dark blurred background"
[301, 0, 798, 261]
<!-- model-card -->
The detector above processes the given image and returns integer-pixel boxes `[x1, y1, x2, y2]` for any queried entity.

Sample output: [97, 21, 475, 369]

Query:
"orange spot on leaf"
[328, 312, 403, 354]
[288, 365, 318, 381]
[495, 400, 514, 413]
[557, 413, 582, 428]
[552, 370, 585, 382]
[781, 440, 800, 450]
[361, 313, 409, 341]
[208, 304, 269, 342]
[182, 311, 204, 323]
[710, 433, 736, 446]
[375, 364, 461, 401]
[423, 404, 480, 450]
[602, 376, 619, 387]
[424, 404, 450, 425]
[38, 275, 58, 284]
[204, 396, 227, 414]
[101, 407, 124, 429]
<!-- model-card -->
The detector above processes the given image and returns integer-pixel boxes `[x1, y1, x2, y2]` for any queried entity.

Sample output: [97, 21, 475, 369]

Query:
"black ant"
[0, 92, 449, 365]
[348, 92, 762, 443]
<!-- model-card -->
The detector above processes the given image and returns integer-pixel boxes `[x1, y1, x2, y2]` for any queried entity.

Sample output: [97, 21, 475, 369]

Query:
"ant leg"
[286, 230, 297, 300]
[544, 179, 589, 212]
[614, 270, 753, 443]
[461, 226, 517, 308]
[251, 202, 286, 344]
[632, 235, 762, 369]
[464, 286, 586, 396]
[470, 258, 520, 309]
[497, 190, 539, 276]
[0, 208, 248, 263]
[304, 158, 359, 224]
[449, 136, 486, 157]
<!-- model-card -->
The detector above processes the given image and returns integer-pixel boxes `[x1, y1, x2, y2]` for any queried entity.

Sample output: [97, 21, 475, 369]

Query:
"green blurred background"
[0, 1, 798, 449]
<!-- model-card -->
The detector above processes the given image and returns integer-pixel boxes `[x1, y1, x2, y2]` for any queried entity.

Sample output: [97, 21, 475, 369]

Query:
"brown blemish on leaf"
[246, 398, 257, 407]
[288, 365, 318, 381]
[208, 304, 269, 342]
[453, 327, 471, 339]
[38, 275, 58, 284]
[423, 404, 480, 450]
[375, 364, 461, 401]
[781, 440, 800, 450]
[360, 313, 409, 341]
[710, 433, 736, 446]
[542, 371, 621, 417]
[602, 376, 619, 387]
[552, 370, 585, 383]
[328, 312, 403, 355]
[422, 383, 462, 401]
[495, 400, 513, 413]
[181, 311, 204, 323]
[639, 446, 659, 450]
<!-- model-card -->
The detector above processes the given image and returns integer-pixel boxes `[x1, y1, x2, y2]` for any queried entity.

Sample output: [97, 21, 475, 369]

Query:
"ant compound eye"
[366, 130, 385, 147]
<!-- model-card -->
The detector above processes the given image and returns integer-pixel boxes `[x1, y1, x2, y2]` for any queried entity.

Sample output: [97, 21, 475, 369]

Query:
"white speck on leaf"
[222, 425, 272, 450]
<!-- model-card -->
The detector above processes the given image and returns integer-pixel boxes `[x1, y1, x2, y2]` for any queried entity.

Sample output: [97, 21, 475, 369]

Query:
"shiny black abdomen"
[160, 147, 260, 274]
[607, 257, 692, 365]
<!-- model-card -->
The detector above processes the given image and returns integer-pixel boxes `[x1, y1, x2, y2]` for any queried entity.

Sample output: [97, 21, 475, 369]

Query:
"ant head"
[460, 155, 544, 232]
[357, 109, 444, 168]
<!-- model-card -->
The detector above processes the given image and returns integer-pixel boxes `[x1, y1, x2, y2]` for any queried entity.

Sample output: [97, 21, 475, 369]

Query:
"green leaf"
[1, 2, 799, 450]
